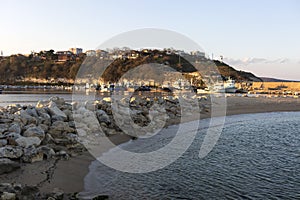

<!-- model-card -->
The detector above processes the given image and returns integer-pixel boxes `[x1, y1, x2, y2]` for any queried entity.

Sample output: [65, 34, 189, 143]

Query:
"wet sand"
[1, 95, 300, 194]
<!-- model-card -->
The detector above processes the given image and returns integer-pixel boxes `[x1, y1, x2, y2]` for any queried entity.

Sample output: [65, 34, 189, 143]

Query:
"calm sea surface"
[0, 90, 174, 107]
[0, 90, 112, 107]
[81, 112, 300, 200]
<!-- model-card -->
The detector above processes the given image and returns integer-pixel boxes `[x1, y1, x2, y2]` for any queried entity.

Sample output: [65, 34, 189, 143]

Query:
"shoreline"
[1, 95, 300, 197]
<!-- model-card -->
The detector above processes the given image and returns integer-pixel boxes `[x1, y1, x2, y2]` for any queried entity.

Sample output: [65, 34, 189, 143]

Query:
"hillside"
[0, 49, 261, 85]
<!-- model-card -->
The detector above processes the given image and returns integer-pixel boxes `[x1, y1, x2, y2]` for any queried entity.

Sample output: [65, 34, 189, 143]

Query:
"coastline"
[1, 95, 300, 197]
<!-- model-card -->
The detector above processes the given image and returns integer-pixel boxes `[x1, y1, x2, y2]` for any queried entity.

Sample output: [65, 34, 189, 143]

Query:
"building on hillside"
[190, 51, 205, 57]
[56, 51, 74, 62]
[96, 49, 109, 59]
[86, 50, 96, 57]
[69, 48, 83, 55]
[128, 50, 140, 59]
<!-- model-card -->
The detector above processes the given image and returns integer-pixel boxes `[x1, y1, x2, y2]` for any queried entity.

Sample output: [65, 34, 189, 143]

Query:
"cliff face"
[0, 50, 261, 85]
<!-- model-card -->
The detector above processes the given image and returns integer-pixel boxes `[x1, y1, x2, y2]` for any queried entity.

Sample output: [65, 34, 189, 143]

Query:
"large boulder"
[48, 121, 74, 137]
[48, 102, 67, 121]
[37, 146, 55, 160]
[0, 158, 20, 175]
[25, 107, 39, 118]
[38, 112, 51, 126]
[15, 136, 41, 148]
[22, 146, 43, 163]
[96, 110, 110, 124]
[0, 146, 23, 159]
[8, 123, 21, 135]
[23, 126, 45, 140]
[17, 110, 37, 125]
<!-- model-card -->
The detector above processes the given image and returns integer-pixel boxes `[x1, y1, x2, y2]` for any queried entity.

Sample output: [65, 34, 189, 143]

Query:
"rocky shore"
[0, 94, 210, 199]
[1, 94, 300, 199]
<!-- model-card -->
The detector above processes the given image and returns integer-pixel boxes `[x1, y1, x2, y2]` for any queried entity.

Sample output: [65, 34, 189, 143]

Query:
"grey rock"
[15, 136, 41, 148]
[38, 124, 49, 132]
[96, 110, 110, 124]
[6, 105, 20, 114]
[48, 121, 74, 136]
[63, 109, 73, 121]
[68, 121, 75, 128]
[26, 108, 39, 118]
[23, 126, 45, 140]
[0, 118, 13, 123]
[36, 100, 49, 108]
[0, 139, 7, 147]
[38, 112, 51, 126]
[0, 146, 23, 159]
[48, 102, 67, 121]
[18, 110, 37, 125]
[22, 146, 43, 163]
[49, 96, 65, 107]
[0, 124, 8, 134]
[51, 115, 67, 122]
[8, 124, 21, 135]
[0, 158, 20, 175]
[3, 132, 21, 141]
[42, 134, 55, 145]
[37, 146, 55, 160]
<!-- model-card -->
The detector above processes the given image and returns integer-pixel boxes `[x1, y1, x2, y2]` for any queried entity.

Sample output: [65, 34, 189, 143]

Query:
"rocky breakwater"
[0, 94, 210, 198]
[0, 97, 82, 168]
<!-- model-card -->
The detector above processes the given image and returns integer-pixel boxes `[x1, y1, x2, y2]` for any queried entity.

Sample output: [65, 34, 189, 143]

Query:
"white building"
[85, 50, 96, 57]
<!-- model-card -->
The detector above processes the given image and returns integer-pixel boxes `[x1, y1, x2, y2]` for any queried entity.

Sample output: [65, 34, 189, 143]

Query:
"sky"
[0, 0, 299, 80]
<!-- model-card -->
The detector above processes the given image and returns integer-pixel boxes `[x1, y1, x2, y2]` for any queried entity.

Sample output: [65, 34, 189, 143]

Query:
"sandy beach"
[1, 95, 300, 196]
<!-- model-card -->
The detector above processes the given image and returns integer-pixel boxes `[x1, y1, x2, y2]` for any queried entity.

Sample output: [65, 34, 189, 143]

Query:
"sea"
[80, 112, 300, 200]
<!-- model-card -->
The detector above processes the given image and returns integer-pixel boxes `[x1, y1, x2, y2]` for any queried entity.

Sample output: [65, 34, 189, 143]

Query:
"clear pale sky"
[1, 0, 299, 80]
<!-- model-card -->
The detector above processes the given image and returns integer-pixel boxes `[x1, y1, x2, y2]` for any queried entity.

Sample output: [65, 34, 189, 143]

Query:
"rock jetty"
[0, 95, 210, 198]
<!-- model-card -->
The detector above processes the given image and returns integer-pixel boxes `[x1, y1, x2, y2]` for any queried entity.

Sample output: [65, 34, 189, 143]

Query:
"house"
[190, 51, 205, 57]
[56, 51, 74, 62]
[96, 49, 109, 59]
[86, 50, 96, 57]
[69, 48, 83, 55]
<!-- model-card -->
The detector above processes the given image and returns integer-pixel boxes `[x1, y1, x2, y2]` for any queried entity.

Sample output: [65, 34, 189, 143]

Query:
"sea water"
[81, 112, 300, 199]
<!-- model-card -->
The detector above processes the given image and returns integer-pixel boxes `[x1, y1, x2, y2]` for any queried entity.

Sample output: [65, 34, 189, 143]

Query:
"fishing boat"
[224, 77, 237, 93]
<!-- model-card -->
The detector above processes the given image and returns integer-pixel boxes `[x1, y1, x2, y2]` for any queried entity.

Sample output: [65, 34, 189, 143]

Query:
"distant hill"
[0, 49, 262, 85]
[260, 77, 300, 82]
